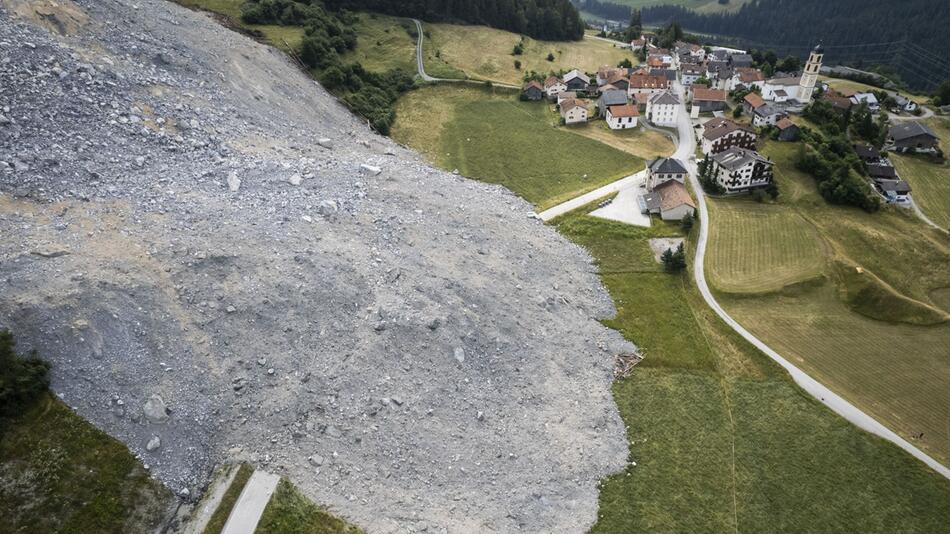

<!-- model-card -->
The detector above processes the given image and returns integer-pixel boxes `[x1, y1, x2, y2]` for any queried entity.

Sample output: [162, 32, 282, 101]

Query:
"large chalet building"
[701, 118, 757, 155]
[709, 147, 774, 193]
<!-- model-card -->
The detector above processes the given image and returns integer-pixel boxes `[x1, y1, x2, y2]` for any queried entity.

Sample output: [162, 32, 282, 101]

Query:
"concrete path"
[185, 464, 241, 534]
[670, 80, 950, 481]
[908, 194, 947, 232]
[221, 470, 281, 534]
[588, 173, 651, 227]
[538, 170, 646, 221]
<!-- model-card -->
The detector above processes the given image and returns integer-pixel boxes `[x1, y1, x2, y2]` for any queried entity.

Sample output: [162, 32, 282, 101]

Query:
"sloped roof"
[768, 76, 801, 86]
[598, 90, 628, 107]
[736, 68, 765, 83]
[608, 104, 639, 118]
[776, 117, 798, 130]
[560, 99, 586, 114]
[650, 91, 680, 106]
[703, 118, 756, 140]
[867, 164, 897, 178]
[712, 147, 772, 171]
[889, 122, 937, 141]
[754, 103, 783, 117]
[544, 76, 563, 88]
[523, 80, 543, 92]
[879, 180, 911, 193]
[629, 74, 668, 89]
[853, 144, 880, 159]
[564, 69, 590, 84]
[744, 92, 766, 109]
[655, 180, 696, 210]
[692, 87, 727, 102]
[648, 157, 688, 174]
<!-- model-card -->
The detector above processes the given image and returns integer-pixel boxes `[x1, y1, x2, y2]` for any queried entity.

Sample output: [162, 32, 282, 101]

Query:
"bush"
[681, 213, 694, 232]
[514, 59, 522, 70]
[732, 106, 742, 118]
[0, 330, 50, 419]
[662, 243, 687, 272]
[546, 52, 555, 61]
[513, 43, 524, 55]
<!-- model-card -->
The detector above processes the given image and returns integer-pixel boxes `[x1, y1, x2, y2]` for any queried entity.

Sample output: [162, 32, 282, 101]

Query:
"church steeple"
[797, 43, 823, 104]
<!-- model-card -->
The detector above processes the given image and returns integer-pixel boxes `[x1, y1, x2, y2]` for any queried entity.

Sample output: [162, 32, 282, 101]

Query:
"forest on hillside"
[324, 0, 586, 41]
[576, 0, 950, 91]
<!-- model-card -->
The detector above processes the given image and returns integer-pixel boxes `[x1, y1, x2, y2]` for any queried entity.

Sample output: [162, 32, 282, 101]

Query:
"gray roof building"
[711, 147, 772, 171]
[648, 157, 688, 175]
[889, 122, 937, 142]
[597, 90, 628, 115]
[650, 91, 681, 106]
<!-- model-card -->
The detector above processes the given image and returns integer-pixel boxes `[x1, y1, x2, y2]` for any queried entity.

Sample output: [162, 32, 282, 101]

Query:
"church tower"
[797, 43, 823, 104]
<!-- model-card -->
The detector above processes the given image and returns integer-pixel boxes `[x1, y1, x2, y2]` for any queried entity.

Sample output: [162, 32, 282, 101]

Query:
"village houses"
[606, 104, 639, 129]
[701, 118, 757, 155]
[646, 90, 680, 127]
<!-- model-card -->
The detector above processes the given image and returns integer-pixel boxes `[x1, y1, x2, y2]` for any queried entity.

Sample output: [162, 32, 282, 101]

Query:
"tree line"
[324, 0, 585, 41]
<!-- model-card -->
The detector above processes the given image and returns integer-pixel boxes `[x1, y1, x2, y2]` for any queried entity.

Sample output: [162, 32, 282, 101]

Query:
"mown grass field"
[706, 138, 950, 464]
[706, 199, 825, 293]
[391, 85, 642, 210]
[422, 22, 634, 86]
[563, 121, 675, 161]
[255, 479, 365, 534]
[0, 393, 172, 532]
[819, 76, 928, 104]
[552, 207, 950, 532]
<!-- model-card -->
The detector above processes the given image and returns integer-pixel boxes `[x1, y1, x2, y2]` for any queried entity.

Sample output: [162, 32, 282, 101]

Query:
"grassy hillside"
[0, 393, 172, 532]
[562, 121, 675, 161]
[890, 118, 950, 230]
[392, 85, 642, 210]
[706, 138, 950, 464]
[339, 13, 417, 74]
[422, 22, 634, 85]
[553, 207, 950, 532]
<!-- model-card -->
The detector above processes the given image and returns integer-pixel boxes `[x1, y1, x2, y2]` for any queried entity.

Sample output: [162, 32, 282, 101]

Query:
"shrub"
[681, 213, 694, 232]
[513, 43, 524, 55]
[546, 52, 555, 61]
[514, 59, 522, 70]
[662, 243, 687, 272]
[0, 330, 50, 419]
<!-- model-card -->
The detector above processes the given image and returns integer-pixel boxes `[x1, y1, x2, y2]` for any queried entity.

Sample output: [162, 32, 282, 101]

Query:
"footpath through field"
[412, 19, 519, 89]
[670, 80, 950, 481]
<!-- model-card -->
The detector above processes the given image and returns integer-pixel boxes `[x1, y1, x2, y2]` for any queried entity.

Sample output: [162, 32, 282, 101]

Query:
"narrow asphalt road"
[671, 81, 950, 480]
[412, 19, 519, 89]
[538, 171, 646, 221]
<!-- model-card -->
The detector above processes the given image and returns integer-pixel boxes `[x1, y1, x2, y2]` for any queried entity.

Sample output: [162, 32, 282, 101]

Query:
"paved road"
[908, 194, 946, 232]
[221, 470, 281, 534]
[671, 80, 950, 480]
[412, 19, 519, 89]
[538, 171, 646, 221]
[185, 464, 241, 534]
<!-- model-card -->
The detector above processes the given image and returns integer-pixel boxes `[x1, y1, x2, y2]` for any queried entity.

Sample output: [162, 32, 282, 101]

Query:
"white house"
[709, 147, 773, 193]
[606, 104, 639, 129]
[646, 90, 680, 127]
[762, 76, 800, 101]
[646, 157, 688, 190]
[628, 74, 668, 97]
[631, 38, 647, 51]
[560, 99, 588, 125]
[681, 65, 704, 86]
[543, 76, 567, 99]
[850, 92, 880, 112]
[752, 104, 785, 127]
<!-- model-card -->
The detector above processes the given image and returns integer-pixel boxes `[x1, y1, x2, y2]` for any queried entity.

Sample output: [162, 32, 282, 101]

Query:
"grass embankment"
[819, 75, 929, 104]
[890, 118, 950, 230]
[255, 479, 365, 534]
[202, 463, 254, 534]
[339, 13, 417, 74]
[422, 22, 634, 86]
[0, 393, 172, 532]
[552, 207, 950, 532]
[706, 137, 950, 464]
[563, 121, 675, 161]
[391, 85, 642, 210]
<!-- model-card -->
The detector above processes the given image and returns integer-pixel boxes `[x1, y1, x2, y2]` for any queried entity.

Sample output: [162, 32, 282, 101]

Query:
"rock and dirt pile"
[0, 1, 632, 532]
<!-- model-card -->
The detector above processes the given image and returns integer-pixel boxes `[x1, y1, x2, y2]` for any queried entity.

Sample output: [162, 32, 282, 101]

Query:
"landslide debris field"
[0, 1, 633, 532]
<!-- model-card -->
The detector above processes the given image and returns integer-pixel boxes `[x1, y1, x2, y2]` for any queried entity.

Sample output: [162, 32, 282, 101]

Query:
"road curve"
[670, 81, 950, 480]
[411, 19, 520, 89]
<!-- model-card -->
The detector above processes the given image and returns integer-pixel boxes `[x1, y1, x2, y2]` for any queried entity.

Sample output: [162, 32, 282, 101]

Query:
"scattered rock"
[453, 347, 465, 364]
[227, 171, 241, 192]
[359, 163, 381, 176]
[146, 435, 162, 451]
[317, 138, 333, 149]
[288, 173, 302, 186]
[143, 395, 170, 424]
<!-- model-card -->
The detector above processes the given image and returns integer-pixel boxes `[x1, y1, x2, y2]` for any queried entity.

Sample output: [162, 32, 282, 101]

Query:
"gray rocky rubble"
[0, 1, 633, 532]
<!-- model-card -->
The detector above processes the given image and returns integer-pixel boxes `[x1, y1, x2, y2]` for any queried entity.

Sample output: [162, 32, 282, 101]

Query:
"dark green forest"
[576, 0, 950, 92]
[324, 0, 585, 41]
